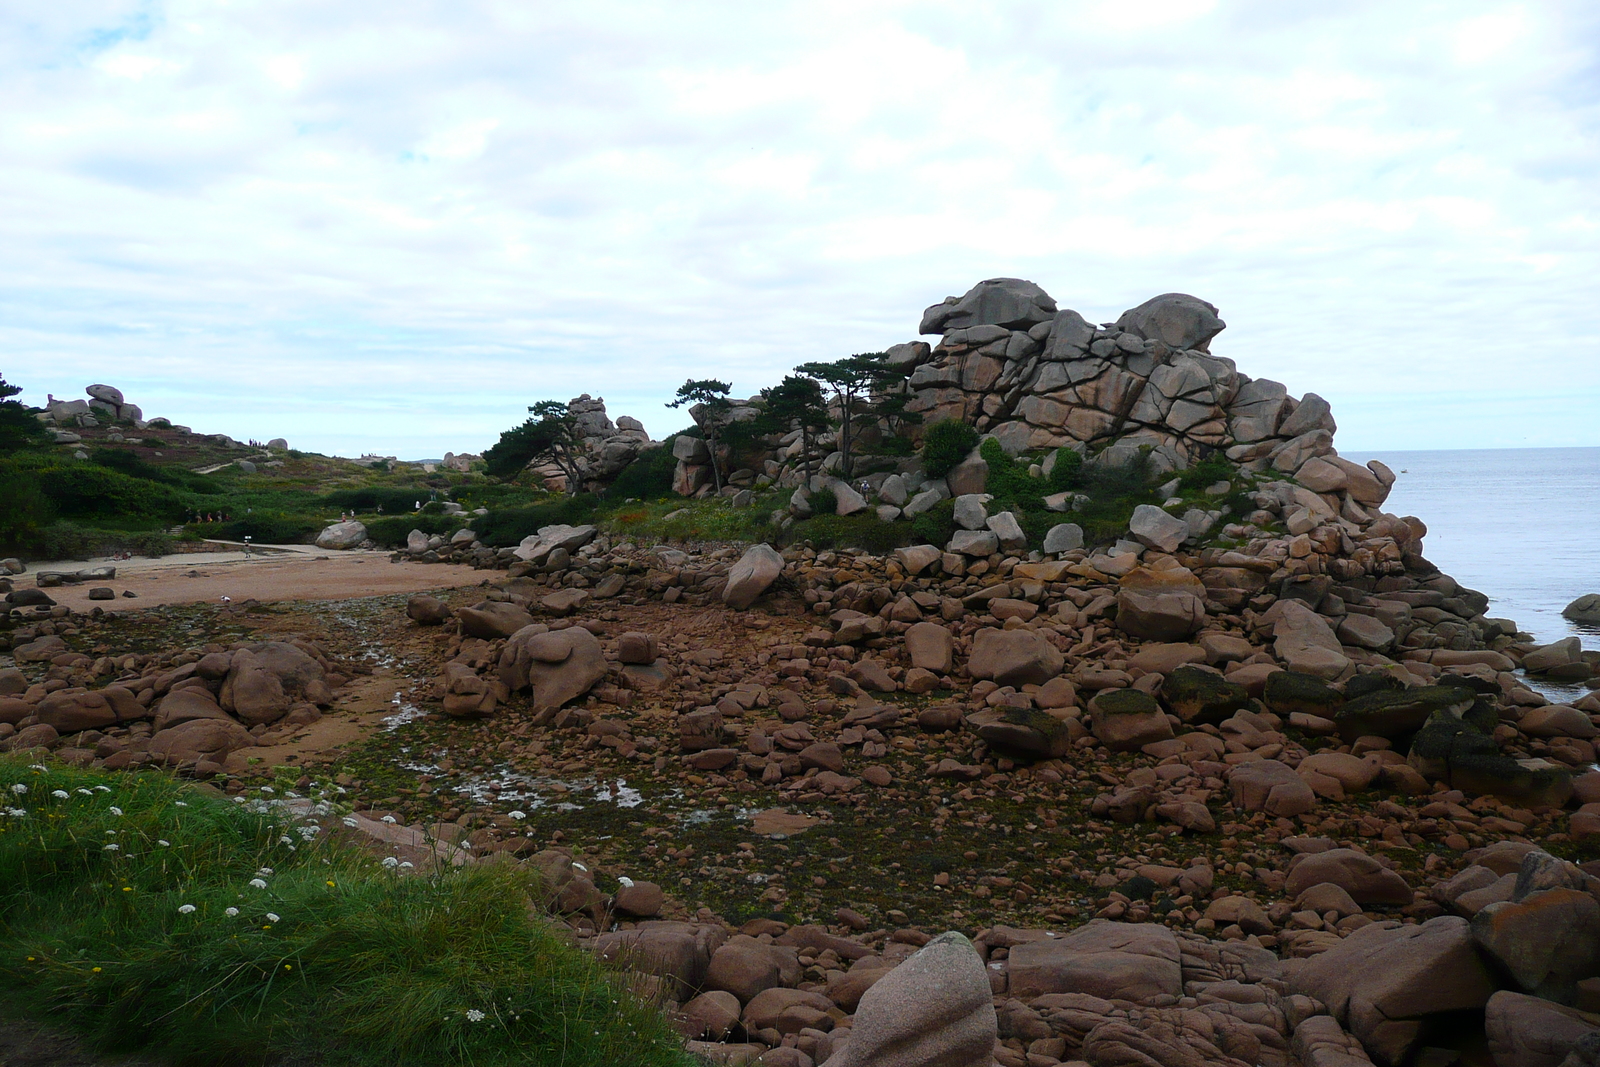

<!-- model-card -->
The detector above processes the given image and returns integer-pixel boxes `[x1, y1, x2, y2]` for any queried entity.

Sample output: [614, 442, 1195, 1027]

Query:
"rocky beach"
[6, 280, 1600, 1067]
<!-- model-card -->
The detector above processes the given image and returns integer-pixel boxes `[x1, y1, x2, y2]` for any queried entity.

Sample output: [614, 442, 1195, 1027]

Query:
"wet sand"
[23, 546, 489, 613]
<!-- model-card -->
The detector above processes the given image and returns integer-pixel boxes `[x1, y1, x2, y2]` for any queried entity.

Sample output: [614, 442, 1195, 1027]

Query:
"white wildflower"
[465, 1009, 485, 1022]
[28, 764, 46, 771]
[5, 807, 26, 817]
[103, 843, 119, 851]
[257, 867, 274, 876]
[280, 835, 294, 845]
[265, 912, 280, 922]
[298, 825, 319, 839]
[178, 904, 196, 914]
[10, 784, 25, 795]
[51, 790, 69, 800]
[175, 800, 188, 806]
[507, 810, 526, 820]
[249, 878, 268, 889]
[618, 876, 634, 888]
[259, 786, 275, 794]
[399, 861, 414, 869]
[225, 907, 239, 917]
[381, 815, 397, 824]
[94, 785, 111, 792]
[158, 840, 171, 847]
[573, 862, 587, 872]
[109, 806, 123, 816]
[342, 816, 359, 827]
[77, 788, 93, 796]
[382, 857, 399, 869]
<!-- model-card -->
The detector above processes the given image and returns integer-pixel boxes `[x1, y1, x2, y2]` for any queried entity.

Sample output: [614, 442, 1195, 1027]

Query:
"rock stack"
[525, 394, 657, 493]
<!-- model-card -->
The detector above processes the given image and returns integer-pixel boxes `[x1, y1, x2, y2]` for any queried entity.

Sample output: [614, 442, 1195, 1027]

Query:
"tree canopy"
[667, 379, 733, 493]
[793, 353, 898, 479]
[0, 373, 45, 455]
[758, 375, 830, 480]
[483, 400, 586, 491]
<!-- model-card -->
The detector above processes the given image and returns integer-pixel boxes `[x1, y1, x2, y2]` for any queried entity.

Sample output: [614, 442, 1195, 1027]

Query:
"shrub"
[192, 512, 322, 545]
[5, 458, 188, 525]
[788, 514, 913, 553]
[909, 498, 955, 548]
[474, 496, 600, 547]
[0, 471, 54, 550]
[920, 421, 978, 478]
[1175, 451, 1233, 493]
[1046, 447, 1085, 491]
[875, 434, 915, 457]
[0, 758, 695, 1067]
[363, 514, 462, 548]
[807, 487, 837, 517]
[321, 487, 435, 514]
[978, 439, 1046, 516]
[608, 444, 678, 501]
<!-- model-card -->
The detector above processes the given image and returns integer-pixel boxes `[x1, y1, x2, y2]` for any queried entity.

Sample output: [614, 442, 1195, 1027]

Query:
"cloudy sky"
[4, 0, 1597, 458]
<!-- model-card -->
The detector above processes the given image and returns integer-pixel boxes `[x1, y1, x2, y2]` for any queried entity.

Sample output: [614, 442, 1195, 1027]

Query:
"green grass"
[601, 495, 781, 543]
[0, 758, 695, 1067]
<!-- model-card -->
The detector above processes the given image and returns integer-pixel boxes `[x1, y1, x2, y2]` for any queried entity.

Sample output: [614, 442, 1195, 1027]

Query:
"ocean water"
[1345, 447, 1600, 652]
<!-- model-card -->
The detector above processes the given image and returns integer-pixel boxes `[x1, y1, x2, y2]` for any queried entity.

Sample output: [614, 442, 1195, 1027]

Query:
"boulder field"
[10, 280, 1600, 1066]
[6, 514, 1599, 1066]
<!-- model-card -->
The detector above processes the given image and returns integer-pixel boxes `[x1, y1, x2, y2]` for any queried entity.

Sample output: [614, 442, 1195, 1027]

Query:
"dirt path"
[25, 551, 489, 614]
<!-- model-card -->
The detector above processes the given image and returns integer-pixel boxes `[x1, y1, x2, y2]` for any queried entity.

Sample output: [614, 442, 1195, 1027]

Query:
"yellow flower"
[92, 967, 102, 973]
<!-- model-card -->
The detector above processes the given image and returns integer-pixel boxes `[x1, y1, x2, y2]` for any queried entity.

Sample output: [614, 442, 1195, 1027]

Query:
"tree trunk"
[708, 430, 724, 494]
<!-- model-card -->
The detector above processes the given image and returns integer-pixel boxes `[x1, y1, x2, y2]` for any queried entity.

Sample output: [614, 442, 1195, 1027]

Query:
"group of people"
[186, 511, 231, 524]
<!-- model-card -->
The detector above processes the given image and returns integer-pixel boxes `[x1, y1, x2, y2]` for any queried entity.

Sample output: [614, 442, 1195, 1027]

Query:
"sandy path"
[24, 547, 488, 613]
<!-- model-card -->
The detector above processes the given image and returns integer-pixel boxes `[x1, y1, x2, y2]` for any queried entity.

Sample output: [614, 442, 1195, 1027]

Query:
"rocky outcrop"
[525, 395, 657, 492]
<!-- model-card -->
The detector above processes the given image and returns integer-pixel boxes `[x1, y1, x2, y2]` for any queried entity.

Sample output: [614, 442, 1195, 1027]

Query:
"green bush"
[607, 444, 678, 501]
[2, 457, 188, 525]
[90, 448, 223, 496]
[875, 434, 915, 457]
[1175, 452, 1233, 493]
[1046, 447, 1085, 491]
[909, 498, 955, 548]
[920, 421, 978, 478]
[788, 514, 913, 553]
[9, 524, 173, 560]
[363, 514, 463, 548]
[474, 496, 601, 547]
[0, 758, 694, 1067]
[322, 487, 436, 514]
[191, 512, 322, 545]
[978, 439, 1046, 516]
[0, 471, 54, 550]
[808, 487, 837, 517]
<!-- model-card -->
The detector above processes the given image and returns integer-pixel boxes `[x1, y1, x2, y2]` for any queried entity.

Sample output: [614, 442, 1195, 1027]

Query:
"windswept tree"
[666, 378, 732, 494]
[0, 373, 45, 455]
[483, 400, 586, 491]
[793, 352, 894, 480]
[757, 375, 830, 480]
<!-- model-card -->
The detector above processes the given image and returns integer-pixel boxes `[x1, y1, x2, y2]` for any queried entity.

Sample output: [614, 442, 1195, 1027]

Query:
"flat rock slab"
[1006, 919, 1182, 1001]
[751, 810, 818, 837]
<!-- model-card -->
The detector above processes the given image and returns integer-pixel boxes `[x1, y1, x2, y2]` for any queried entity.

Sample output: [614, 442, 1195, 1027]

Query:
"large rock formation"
[526, 394, 657, 492]
[901, 281, 1363, 488]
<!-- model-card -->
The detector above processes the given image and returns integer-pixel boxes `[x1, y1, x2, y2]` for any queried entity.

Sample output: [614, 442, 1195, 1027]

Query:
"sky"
[3, 0, 1598, 459]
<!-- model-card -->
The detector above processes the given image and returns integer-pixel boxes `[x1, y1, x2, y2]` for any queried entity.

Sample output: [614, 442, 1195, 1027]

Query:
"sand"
[24, 545, 489, 613]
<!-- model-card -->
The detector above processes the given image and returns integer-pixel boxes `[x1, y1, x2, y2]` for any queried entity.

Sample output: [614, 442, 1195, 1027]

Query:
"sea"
[1345, 447, 1600, 660]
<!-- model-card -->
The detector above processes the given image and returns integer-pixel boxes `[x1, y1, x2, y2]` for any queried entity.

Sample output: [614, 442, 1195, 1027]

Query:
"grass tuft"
[0, 758, 695, 1067]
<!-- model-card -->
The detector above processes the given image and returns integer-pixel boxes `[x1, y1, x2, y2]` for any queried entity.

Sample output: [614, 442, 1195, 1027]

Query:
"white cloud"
[0, 0, 1595, 457]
